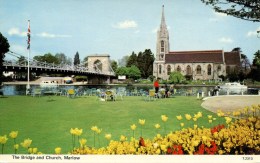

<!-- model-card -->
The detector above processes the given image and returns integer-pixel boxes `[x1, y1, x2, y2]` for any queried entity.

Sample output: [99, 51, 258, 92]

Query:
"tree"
[128, 65, 141, 80]
[118, 55, 129, 67]
[33, 53, 59, 64]
[55, 53, 67, 65]
[74, 51, 80, 65]
[169, 71, 185, 84]
[252, 50, 260, 68]
[126, 52, 138, 67]
[110, 60, 118, 73]
[201, 0, 260, 22]
[116, 67, 129, 76]
[0, 32, 10, 86]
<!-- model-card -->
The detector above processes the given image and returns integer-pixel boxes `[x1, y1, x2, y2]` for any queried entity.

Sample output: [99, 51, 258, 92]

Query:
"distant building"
[153, 5, 241, 80]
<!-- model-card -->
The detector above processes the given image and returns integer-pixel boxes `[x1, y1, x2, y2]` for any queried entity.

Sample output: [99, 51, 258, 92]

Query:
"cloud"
[214, 12, 227, 17]
[8, 28, 27, 37]
[113, 20, 138, 29]
[218, 37, 233, 43]
[36, 32, 72, 38]
[246, 27, 260, 37]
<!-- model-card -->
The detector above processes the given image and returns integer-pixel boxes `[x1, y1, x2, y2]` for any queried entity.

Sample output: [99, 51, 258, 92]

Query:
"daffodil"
[55, 147, 61, 154]
[105, 134, 111, 140]
[180, 123, 184, 127]
[21, 138, 32, 148]
[161, 115, 168, 122]
[176, 115, 182, 120]
[185, 114, 192, 121]
[9, 131, 18, 139]
[0, 135, 8, 144]
[207, 115, 212, 119]
[74, 128, 83, 136]
[96, 128, 102, 134]
[193, 117, 197, 122]
[196, 112, 202, 118]
[139, 119, 145, 125]
[91, 126, 98, 132]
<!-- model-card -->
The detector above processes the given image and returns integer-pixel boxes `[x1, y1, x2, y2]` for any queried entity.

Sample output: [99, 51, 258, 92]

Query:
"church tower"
[153, 5, 170, 79]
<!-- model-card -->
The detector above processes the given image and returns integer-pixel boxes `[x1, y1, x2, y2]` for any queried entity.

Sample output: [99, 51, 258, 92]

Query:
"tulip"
[9, 131, 18, 139]
[161, 115, 168, 122]
[207, 115, 212, 119]
[79, 138, 87, 147]
[55, 147, 61, 154]
[139, 119, 145, 125]
[131, 124, 137, 130]
[185, 114, 192, 120]
[196, 112, 202, 118]
[120, 135, 127, 142]
[176, 115, 182, 120]
[91, 126, 98, 132]
[208, 120, 212, 123]
[155, 124, 160, 129]
[0, 135, 8, 144]
[224, 117, 232, 124]
[180, 123, 184, 127]
[21, 138, 32, 148]
[14, 144, 19, 150]
[105, 134, 111, 140]
[74, 128, 83, 136]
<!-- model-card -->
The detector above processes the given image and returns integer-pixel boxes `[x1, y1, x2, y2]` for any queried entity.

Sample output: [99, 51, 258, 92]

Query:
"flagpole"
[26, 20, 30, 95]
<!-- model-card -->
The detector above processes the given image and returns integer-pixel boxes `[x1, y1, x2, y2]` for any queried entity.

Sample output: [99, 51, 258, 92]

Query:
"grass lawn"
[0, 95, 226, 154]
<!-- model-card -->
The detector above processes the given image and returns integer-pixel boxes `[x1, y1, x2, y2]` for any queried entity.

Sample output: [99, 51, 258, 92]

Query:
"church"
[153, 6, 241, 81]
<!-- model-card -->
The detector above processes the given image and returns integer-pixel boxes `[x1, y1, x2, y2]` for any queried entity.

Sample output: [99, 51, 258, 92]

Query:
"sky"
[0, 0, 259, 63]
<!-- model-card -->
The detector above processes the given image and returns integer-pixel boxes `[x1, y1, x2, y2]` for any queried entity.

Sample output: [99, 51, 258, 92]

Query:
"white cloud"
[8, 27, 27, 37]
[113, 20, 138, 29]
[246, 27, 260, 37]
[214, 12, 227, 17]
[218, 37, 233, 43]
[36, 32, 71, 38]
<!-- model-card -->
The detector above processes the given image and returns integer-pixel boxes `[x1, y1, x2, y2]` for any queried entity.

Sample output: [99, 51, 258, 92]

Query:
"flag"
[27, 20, 30, 50]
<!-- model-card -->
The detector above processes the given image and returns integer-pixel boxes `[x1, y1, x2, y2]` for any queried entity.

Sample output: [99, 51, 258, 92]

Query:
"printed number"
[242, 157, 253, 160]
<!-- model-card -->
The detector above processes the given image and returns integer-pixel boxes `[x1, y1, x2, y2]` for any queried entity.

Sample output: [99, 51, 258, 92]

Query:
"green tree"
[116, 67, 129, 76]
[55, 53, 67, 64]
[33, 53, 59, 64]
[126, 52, 138, 67]
[252, 50, 260, 68]
[0, 32, 10, 86]
[110, 60, 118, 73]
[118, 55, 129, 67]
[128, 65, 141, 80]
[169, 71, 185, 84]
[201, 0, 260, 22]
[74, 51, 80, 65]
[135, 49, 154, 78]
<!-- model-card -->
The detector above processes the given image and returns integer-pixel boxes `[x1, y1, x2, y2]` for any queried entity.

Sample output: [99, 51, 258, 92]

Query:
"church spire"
[160, 5, 167, 29]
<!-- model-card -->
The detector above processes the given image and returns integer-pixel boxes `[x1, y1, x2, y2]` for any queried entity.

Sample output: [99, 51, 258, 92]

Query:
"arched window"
[167, 65, 171, 75]
[177, 65, 181, 72]
[207, 64, 212, 75]
[217, 65, 221, 72]
[159, 65, 162, 74]
[94, 60, 102, 72]
[186, 65, 192, 75]
[196, 65, 201, 74]
[161, 40, 164, 52]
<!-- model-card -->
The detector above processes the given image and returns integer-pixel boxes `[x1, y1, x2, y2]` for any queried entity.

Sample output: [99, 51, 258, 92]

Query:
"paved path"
[201, 95, 260, 113]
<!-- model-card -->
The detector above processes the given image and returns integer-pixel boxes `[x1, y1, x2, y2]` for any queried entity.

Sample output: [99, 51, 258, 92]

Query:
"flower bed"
[0, 105, 259, 154]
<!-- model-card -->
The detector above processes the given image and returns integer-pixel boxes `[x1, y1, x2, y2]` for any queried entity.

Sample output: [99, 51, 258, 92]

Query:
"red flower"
[139, 137, 145, 147]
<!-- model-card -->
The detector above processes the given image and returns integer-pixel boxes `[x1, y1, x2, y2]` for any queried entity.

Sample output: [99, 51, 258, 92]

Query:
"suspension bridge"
[2, 51, 116, 84]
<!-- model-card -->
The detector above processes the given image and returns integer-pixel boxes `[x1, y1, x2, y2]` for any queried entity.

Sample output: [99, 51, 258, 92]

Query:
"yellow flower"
[176, 115, 182, 120]
[21, 138, 32, 148]
[213, 118, 217, 121]
[185, 114, 192, 120]
[9, 131, 18, 139]
[248, 117, 256, 122]
[196, 112, 202, 118]
[208, 120, 212, 123]
[193, 117, 197, 122]
[180, 123, 184, 127]
[28, 147, 37, 154]
[154, 124, 160, 129]
[74, 128, 83, 136]
[130, 124, 137, 130]
[70, 128, 75, 135]
[79, 138, 87, 147]
[194, 124, 198, 129]
[120, 135, 127, 142]
[0, 135, 8, 144]
[217, 110, 225, 117]
[207, 115, 212, 119]
[96, 128, 102, 134]
[55, 147, 61, 154]
[105, 134, 112, 140]
[14, 144, 19, 150]
[161, 115, 168, 122]
[191, 140, 199, 147]
[224, 117, 232, 124]
[139, 119, 145, 125]
[91, 126, 98, 132]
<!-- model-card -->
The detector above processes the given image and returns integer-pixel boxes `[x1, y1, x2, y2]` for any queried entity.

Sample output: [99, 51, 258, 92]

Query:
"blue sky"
[0, 0, 259, 63]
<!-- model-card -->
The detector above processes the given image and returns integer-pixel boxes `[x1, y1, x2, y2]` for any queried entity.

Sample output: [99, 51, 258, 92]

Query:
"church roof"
[224, 51, 241, 66]
[166, 50, 224, 64]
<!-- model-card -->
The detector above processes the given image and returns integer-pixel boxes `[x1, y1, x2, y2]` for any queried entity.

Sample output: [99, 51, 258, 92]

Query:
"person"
[154, 79, 159, 98]
[164, 83, 169, 98]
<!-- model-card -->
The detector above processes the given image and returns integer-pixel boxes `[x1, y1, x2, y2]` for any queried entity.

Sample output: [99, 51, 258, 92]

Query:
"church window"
[217, 65, 221, 72]
[159, 65, 162, 74]
[177, 66, 181, 72]
[161, 40, 164, 52]
[196, 65, 201, 74]
[167, 65, 171, 75]
[186, 65, 192, 75]
[207, 64, 212, 75]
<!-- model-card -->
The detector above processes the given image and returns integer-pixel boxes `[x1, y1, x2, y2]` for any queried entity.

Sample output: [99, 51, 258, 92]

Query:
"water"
[1, 84, 259, 96]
